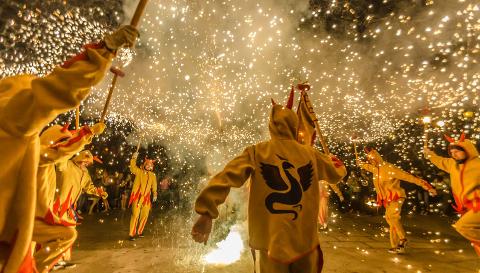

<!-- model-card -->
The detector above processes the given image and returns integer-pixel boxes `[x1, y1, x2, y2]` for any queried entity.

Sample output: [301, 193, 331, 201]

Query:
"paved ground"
[68, 208, 479, 273]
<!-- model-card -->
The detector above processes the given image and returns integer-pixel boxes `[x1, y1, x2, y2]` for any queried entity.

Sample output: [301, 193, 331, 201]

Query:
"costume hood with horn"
[55, 150, 107, 224]
[425, 133, 480, 255]
[0, 44, 113, 273]
[195, 89, 346, 265]
[128, 154, 158, 237]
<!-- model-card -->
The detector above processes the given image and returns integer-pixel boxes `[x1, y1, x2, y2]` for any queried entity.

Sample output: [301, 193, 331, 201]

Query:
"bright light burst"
[204, 225, 244, 265]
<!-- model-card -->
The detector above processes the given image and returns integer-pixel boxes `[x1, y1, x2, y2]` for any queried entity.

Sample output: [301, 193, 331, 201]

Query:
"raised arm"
[195, 146, 255, 219]
[388, 164, 435, 194]
[315, 152, 347, 185]
[424, 147, 455, 174]
[0, 45, 113, 137]
[129, 153, 141, 175]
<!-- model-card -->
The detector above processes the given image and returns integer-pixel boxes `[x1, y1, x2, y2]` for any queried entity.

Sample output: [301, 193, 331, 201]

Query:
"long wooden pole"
[75, 106, 80, 129]
[302, 90, 330, 155]
[100, 0, 149, 122]
[100, 73, 119, 122]
[353, 142, 359, 161]
[135, 135, 142, 153]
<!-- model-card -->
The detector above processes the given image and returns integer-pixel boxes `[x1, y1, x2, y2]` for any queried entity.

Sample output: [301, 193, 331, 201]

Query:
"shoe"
[52, 264, 64, 271]
[129, 236, 136, 241]
[397, 239, 407, 254]
[57, 261, 76, 269]
[138, 234, 145, 238]
[388, 248, 398, 254]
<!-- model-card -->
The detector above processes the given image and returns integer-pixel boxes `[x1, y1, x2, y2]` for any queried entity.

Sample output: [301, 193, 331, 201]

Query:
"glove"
[330, 155, 344, 168]
[153, 194, 157, 202]
[423, 147, 433, 158]
[103, 25, 139, 52]
[132, 152, 139, 159]
[91, 122, 106, 135]
[191, 215, 213, 244]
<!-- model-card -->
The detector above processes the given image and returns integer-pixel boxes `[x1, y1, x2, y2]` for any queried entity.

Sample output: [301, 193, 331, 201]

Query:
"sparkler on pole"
[421, 107, 432, 148]
[100, 0, 149, 123]
[422, 116, 431, 148]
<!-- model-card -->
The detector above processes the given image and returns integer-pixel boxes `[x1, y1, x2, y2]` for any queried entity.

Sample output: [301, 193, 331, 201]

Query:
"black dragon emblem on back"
[260, 155, 313, 220]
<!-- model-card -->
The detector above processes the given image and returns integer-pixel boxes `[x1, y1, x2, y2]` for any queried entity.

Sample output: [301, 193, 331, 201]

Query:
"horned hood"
[449, 139, 479, 161]
[366, 148, 384, 166]
[268, 104, 298, 140]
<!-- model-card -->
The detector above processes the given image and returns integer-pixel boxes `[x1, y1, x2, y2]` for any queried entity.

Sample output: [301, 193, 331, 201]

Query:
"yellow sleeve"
[0, 46, 113, 137]
[389, 164, 433, 190]
[130, 156, 141, 175]
[315, 151, 347, 184]
[82, 173, 98, 195]
[151, 173, 157, 196]
[358, 162, 376, 173]
[195, 146, 255, 219]
[329, 183, 344, 200]
[427, 152, 455, 173]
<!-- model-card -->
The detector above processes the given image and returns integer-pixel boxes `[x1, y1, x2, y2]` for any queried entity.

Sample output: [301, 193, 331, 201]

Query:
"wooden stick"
[135, 136, 142, 153]
[353, 142, 359, 161]
[130, 0, 149, 27]
[75, 106, 80, 129]
[100, 0, 149, 122]
[100, 73, 119, 123]
[424, 123, 429, 148]
[302, 90, 330, 155]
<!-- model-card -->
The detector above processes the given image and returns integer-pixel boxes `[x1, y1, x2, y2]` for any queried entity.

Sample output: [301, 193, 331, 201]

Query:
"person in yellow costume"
[33, 123, 104, 272]
[424, 133, 480, 256]
[357, 148, 437, 254]
[191, 92, 347, 273]
[0, 25, 138, 273]
[56, 150, 107, 223]
[53, 150, 106, 270]
[128, 153, 157, 241]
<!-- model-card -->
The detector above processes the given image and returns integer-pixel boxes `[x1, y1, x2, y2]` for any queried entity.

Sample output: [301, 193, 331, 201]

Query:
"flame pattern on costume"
[426, 134, 480, 256]
[0, 44, 113, 273]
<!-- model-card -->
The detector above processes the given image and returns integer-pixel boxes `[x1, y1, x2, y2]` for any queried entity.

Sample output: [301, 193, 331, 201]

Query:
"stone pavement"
[68, 208, 478, 273]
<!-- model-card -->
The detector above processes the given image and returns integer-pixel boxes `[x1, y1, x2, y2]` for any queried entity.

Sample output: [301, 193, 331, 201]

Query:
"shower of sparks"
[1, 0, 479, 172]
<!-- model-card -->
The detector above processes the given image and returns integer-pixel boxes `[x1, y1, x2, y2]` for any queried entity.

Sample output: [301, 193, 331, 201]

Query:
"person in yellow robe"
[55, 150, 107, 223]
[52, 150, 106, 269]
[0, 25, 138, 273]
[424, 133, 480, 256]
[191, 97, 346, 273]
[128, 153, 157, 240]
[357, 148, 437, 254]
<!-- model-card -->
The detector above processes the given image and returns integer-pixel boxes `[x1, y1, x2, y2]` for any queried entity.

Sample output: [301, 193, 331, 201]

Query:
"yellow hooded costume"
[195, 104, 346, 272]
[425, 135, 480, 255]
[33, 122, 104, 273]
[358, 149, 434, 250]
[128, 155, 157, 237]
[0, 46, 113, 273]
